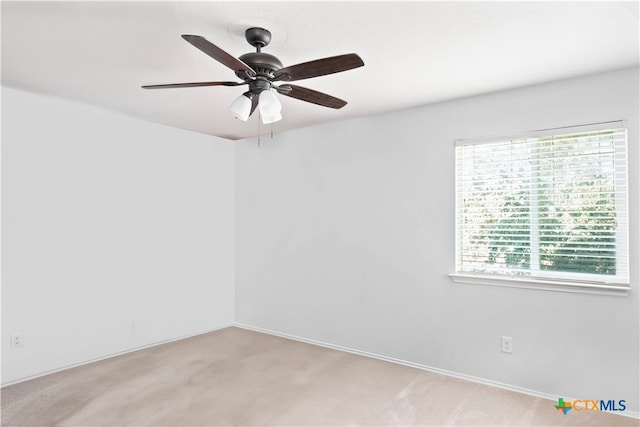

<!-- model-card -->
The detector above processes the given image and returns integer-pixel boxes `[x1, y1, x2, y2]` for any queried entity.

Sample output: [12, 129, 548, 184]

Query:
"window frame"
[450, 121, 630, 296]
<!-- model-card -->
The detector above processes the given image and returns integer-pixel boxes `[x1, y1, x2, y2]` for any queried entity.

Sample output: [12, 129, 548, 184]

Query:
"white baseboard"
[1, 323, 235, 388]
[235, 323, 640, 420]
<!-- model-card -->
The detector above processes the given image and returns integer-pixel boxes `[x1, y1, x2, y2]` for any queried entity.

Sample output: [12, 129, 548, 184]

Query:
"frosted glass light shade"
[229, 94, 252, 121]
[261, 111, 282, 124]
[259, 90, 282, 117]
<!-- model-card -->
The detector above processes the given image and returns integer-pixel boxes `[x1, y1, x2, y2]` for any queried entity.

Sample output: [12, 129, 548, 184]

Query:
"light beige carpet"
[1, 327, 636, 426]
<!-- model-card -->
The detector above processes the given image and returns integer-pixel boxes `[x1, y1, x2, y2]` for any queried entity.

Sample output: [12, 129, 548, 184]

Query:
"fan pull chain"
[257, 110, 261, 147]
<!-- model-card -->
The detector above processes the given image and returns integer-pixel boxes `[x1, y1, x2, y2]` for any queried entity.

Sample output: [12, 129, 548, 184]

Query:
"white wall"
[235, 67, 639, 412]
[1, 87, 235, 384]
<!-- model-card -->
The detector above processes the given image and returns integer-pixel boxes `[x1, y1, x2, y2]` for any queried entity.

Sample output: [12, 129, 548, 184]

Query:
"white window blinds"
[455, 122, 629, 287]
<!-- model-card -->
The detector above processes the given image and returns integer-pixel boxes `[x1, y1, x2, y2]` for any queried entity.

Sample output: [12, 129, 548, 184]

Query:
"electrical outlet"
[501, 336, 513, 353]
[11, 333, 24, 348]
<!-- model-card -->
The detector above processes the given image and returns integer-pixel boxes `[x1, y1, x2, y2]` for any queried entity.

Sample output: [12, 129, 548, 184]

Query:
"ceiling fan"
[142, 27, 364, 124]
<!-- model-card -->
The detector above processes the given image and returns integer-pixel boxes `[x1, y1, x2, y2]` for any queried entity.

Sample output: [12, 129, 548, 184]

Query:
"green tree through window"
[455, 124, 628, 285]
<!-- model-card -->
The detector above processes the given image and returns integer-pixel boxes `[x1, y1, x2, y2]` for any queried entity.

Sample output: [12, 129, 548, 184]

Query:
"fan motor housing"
[238, 52, 283, 79]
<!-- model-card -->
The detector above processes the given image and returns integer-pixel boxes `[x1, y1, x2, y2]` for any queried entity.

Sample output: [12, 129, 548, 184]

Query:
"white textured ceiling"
[2, 1, 638, 140]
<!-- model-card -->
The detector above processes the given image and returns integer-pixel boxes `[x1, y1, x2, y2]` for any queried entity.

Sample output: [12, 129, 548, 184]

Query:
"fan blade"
[276, 84, 347, 109]
[142, 81, 246, 89]
[182, 35, 256, 77]
[273, 54, 364, 82]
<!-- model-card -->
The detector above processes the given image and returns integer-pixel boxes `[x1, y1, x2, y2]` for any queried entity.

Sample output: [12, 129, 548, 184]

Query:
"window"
[452, 122, 629, 294]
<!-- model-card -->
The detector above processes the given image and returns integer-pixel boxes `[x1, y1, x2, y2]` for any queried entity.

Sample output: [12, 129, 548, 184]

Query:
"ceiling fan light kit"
[261, 110, 282, 125]
[259, 89, 281, 114]
[228, 92, 253, 121]
[142, 27, 364, 126]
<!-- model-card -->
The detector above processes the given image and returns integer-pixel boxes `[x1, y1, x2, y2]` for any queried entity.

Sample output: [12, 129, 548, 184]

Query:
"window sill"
[449, 273, 630, 296]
